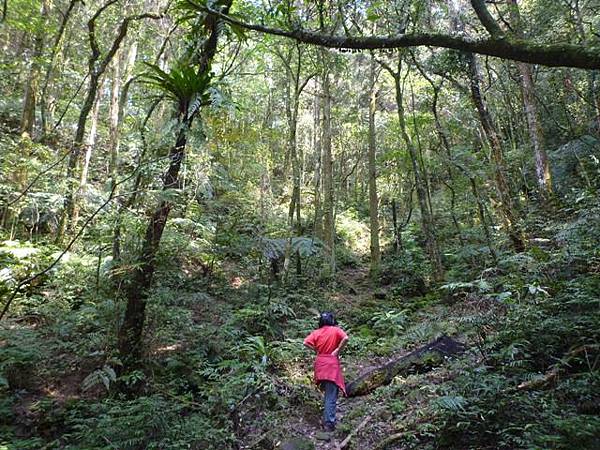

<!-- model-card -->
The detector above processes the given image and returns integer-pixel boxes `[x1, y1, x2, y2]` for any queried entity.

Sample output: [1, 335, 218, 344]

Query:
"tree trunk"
[20, 0, 49, 136]
[79, 80, 104, 191]
[118, 124, 189, 365]
[313, 94, 324, 240]
[507, 0, 552, 198]
[391, 198, 401, 253]
[346, 335, 466, 396]
[321, 61, 335, 274]
[518, 62, 552, 197]
[467, 54, 525, 252]
[386, 56, 444, 281]
[277, 44, 308, 277]
[367, 57, 381, 274]
[108, 56, 121, 182]
[40, 0, 80, 137]
[56, 6, 152, 243]
[56, 70, 102, 242]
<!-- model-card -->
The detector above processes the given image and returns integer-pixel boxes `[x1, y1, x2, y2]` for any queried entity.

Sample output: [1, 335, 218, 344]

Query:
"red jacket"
[304, 325, 348, 395]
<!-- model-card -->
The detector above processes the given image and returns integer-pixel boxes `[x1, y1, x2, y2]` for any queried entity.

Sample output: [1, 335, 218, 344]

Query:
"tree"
[367, 55, 381, 274]
[466, 53, 525, 252]
[320, 54, 336, 275]
[508, 0, 552, 198]
[20, 0, 50, 136]
[117, 0, 233, 371]
[56, 1, 162, 242]
[272, 42, 313, 275]
[380, 53, 445, 281]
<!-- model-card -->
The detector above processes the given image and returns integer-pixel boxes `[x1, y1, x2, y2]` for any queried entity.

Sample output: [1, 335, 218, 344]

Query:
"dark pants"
[320, 380, 339, 427]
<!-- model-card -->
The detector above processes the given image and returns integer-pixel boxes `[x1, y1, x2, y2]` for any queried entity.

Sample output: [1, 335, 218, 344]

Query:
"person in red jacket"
[304, 311, 349, 432]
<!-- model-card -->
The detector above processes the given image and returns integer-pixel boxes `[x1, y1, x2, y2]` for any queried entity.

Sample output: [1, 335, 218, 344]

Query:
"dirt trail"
[274, 266, 394, 450]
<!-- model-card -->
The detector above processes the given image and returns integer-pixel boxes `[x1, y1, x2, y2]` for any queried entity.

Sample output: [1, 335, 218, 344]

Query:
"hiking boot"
[323, 422, 335, 432]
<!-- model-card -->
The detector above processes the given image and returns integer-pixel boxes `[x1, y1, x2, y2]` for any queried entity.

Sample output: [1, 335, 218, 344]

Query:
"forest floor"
[235, 264, 476, 450]
[0, 256, 521, 448]
[2, 201, 599, 449]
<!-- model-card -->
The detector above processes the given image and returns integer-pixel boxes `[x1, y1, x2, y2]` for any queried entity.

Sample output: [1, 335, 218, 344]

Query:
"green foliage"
[142, 63, 212, 117]
[81, 365, 117, 392]
[66, 395, 236, 449]
[232, 294, 297, 339]
[1, 0, 600, 447]
[0, 326, 45, 390]
[370, 309, 408, 336]
[258, 236, 322, 261]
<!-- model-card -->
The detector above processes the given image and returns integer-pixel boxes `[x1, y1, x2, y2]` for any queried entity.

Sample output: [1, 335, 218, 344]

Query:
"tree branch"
[202, 7, 600, 69]
[470, 0, 505, 38]
[88, 0, 120, 66]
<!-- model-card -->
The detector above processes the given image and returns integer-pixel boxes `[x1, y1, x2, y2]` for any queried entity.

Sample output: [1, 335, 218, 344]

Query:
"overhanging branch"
[203, 7, 600, 70]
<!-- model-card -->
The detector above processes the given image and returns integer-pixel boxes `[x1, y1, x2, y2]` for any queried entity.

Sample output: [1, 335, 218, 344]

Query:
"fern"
[142, 63, 212, 118]
[81, 365, 117, 392]
[258, 236, 322, 261]
[436, 395, 467, 412]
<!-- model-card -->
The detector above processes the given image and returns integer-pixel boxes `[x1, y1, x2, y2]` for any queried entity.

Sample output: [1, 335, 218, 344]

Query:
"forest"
[0, 0, 599, 448]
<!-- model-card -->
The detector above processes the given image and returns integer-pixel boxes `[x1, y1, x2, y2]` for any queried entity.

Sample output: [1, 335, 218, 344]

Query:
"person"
[303, 311, 349, 432]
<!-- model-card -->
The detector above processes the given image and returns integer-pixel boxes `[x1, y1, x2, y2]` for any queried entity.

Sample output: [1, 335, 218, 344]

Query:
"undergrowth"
[1, 199, 599, 449]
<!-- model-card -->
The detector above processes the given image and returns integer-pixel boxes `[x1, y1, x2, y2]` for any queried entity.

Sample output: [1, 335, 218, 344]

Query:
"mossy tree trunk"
[380, 55, 444, 281]
[467, 54, 526, 252]
[508, 0, 552, 199]
[321, 56, 336, 275]
[346, 335, 466, 396]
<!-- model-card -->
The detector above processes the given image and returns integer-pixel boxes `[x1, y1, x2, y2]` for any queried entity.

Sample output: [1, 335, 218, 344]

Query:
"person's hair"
[318, 311, 337, 328]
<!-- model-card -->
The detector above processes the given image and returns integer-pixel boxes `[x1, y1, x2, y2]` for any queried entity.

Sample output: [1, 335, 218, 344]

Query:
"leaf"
[366, 11, 380, 22]
[228, 22, 248, 41]
[81, 365, 117, 392]
[437, 395, 467, 411]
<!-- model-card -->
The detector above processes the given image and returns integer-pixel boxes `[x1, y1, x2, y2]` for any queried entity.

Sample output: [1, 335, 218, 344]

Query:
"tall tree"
[380, 54, 444, 281]
[40, 0, 82, 137]
[118, 0, 233, 371]
[320, 57, 336, 275]
[273, 42, 313, 274]
[367, 55, 381, 274]
[508, 0, 552, 198]
[20, 0, 50, 136]
[466, 53, 525, 251]
[56, 2, 161, 242]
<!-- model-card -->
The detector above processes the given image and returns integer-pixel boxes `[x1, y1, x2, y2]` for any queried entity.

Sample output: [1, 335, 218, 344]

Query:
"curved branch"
[203, 7, 600, 70]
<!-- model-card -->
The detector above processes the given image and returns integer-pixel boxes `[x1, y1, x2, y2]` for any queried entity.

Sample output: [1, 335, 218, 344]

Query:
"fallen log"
[346, 335, 466, 397]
